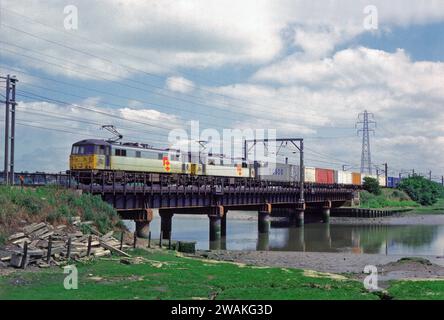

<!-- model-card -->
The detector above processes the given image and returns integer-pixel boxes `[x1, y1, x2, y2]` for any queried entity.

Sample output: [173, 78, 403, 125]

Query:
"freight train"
[68, 139, 400, 187]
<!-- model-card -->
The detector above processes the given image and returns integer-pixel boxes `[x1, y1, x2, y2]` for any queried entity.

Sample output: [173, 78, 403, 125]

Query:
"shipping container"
[315, 168, 335, 184]
[257, 163, 300, 182]
[304, 166, 316, 183]
[378, 176, 387, 187]
[335, 170, 353, 185]
[351, 172, 361, 185]
[387, 176, 401, 188]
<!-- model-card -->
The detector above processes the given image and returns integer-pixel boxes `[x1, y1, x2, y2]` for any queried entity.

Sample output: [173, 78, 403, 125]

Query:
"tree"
[398, 175, 444, 206]
[363, 176, 381, 195]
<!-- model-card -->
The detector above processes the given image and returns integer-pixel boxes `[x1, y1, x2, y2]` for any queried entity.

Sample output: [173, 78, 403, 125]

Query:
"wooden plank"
[100, 241, 130, 257]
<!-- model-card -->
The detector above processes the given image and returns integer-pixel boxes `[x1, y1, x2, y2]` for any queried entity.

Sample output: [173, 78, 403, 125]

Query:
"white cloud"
[1, 0, 444, 175]
[0, 100, 182, 171]
[2, 0, 444, 80]
[165, 76, 194, 93]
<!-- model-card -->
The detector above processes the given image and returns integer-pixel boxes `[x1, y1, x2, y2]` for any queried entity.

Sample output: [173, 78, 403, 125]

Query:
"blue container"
[387, 176, 400, 188]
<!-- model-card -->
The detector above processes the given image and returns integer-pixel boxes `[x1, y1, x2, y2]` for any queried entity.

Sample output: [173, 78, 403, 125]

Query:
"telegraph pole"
[429, 170, 432, 181]
[356, 110, 376, 175]
[2, 75, 18, 185]
[384, 163, 388, 187]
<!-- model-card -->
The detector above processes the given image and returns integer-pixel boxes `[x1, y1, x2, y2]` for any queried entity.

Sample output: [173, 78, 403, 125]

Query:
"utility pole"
[1, 75, 18, 185]
[429, 170, 432, 181]
[356, 110, 376, 175]
[441, 176, 443, 186]
[384, 163, 388, 187]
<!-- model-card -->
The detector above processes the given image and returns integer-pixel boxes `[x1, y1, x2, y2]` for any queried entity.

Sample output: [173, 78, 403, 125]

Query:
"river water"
[127, 212, 444, 256]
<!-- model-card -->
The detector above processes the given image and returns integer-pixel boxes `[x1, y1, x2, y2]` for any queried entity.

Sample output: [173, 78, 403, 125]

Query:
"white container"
[378, 176, 387, 187]
[304, 166, 316, 183]
[336, 171, 352, 185]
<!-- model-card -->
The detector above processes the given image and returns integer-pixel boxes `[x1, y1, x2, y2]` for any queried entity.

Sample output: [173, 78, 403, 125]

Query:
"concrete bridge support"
[322, 201, 332, 223]
[209, 215, 221, 250]
[208, 206, 224, 250]
[159, 212, 173, 240]
[256, 233, 269, 251]
[135, 221, 150, 238]
[134, 208, 154, 238]
[291, 208, 305, 227]
[258, 211, 271, 234]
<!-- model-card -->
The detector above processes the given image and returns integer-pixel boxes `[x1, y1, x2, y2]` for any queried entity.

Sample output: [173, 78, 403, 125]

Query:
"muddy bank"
[330, 213, 444, 225]
[198, 250, 444, 281]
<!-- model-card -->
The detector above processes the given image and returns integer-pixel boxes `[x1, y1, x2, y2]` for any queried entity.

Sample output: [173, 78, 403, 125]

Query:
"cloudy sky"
[0, 0, 443, 179]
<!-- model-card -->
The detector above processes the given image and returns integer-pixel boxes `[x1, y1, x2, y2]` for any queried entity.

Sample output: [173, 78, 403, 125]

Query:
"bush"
[0, 186, 123, 240]
[398, 175, 444, 206]
[360, 190, 419, 209]
[363, 176, 381, 195]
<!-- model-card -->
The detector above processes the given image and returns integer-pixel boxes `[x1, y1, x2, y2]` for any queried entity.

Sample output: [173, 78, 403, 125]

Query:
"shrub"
[398, 175, 444, 206]
[363, 176, 381, 195]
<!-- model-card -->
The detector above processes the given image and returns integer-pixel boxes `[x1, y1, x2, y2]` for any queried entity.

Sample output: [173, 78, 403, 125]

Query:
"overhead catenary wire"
[0, 26, 339, 124]
[0, 8, 339, 119]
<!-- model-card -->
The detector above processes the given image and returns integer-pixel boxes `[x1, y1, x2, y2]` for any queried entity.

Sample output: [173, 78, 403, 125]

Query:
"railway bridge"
[70, 171, 358, 247]
[1, 170, 358, 249]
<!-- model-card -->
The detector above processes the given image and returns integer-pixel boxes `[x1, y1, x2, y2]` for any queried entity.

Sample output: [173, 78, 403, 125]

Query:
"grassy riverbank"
[360, 189, 419, 209]
[1, 249, 443, 300]
[0, 186, 123, 245]
[0, 249, 377, 300]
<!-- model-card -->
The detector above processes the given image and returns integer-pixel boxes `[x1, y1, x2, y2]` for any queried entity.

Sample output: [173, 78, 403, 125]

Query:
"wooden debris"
[2, 221, 131, 269]
[100, 241, 130, 257]
[8, 232, 25, 241]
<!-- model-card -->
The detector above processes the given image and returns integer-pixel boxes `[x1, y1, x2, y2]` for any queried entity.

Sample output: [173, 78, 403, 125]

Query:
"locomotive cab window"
[72, 145, 95, 155]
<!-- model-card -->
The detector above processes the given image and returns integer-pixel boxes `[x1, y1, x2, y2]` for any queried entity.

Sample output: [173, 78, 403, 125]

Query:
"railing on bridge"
[0, 171, 72, 187]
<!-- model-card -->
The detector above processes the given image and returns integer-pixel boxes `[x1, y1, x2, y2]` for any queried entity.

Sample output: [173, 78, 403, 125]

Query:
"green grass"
[387, 280, 444, 300]
[408, 198, 444, 214]
[0, 186, 123, 242]
[0, 249, 378, 300]
[360, 189, 419, 209]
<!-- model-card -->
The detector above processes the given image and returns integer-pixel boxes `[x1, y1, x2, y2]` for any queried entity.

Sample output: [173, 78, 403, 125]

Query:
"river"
[126, 211, 444, 256]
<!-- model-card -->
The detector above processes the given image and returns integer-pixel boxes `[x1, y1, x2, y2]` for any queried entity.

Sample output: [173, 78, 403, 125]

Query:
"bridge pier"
[322, 201, 332, 223]
[135, 221, 151, 238]
[133, 208, 154, 239]
[159, 212, 173, 240]
[291, 209, 305, 227]
[256, 233, 269, 251]
[209, 215, 221, 250]
[208, 206, 224, 250]
[258, 211, 271, 234]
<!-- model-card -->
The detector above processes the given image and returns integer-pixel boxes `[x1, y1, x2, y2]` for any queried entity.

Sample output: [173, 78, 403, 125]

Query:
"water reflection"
[128, 213, 444, 256]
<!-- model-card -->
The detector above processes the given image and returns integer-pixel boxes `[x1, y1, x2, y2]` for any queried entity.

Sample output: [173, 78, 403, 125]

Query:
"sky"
[0, 0, 443, 179]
